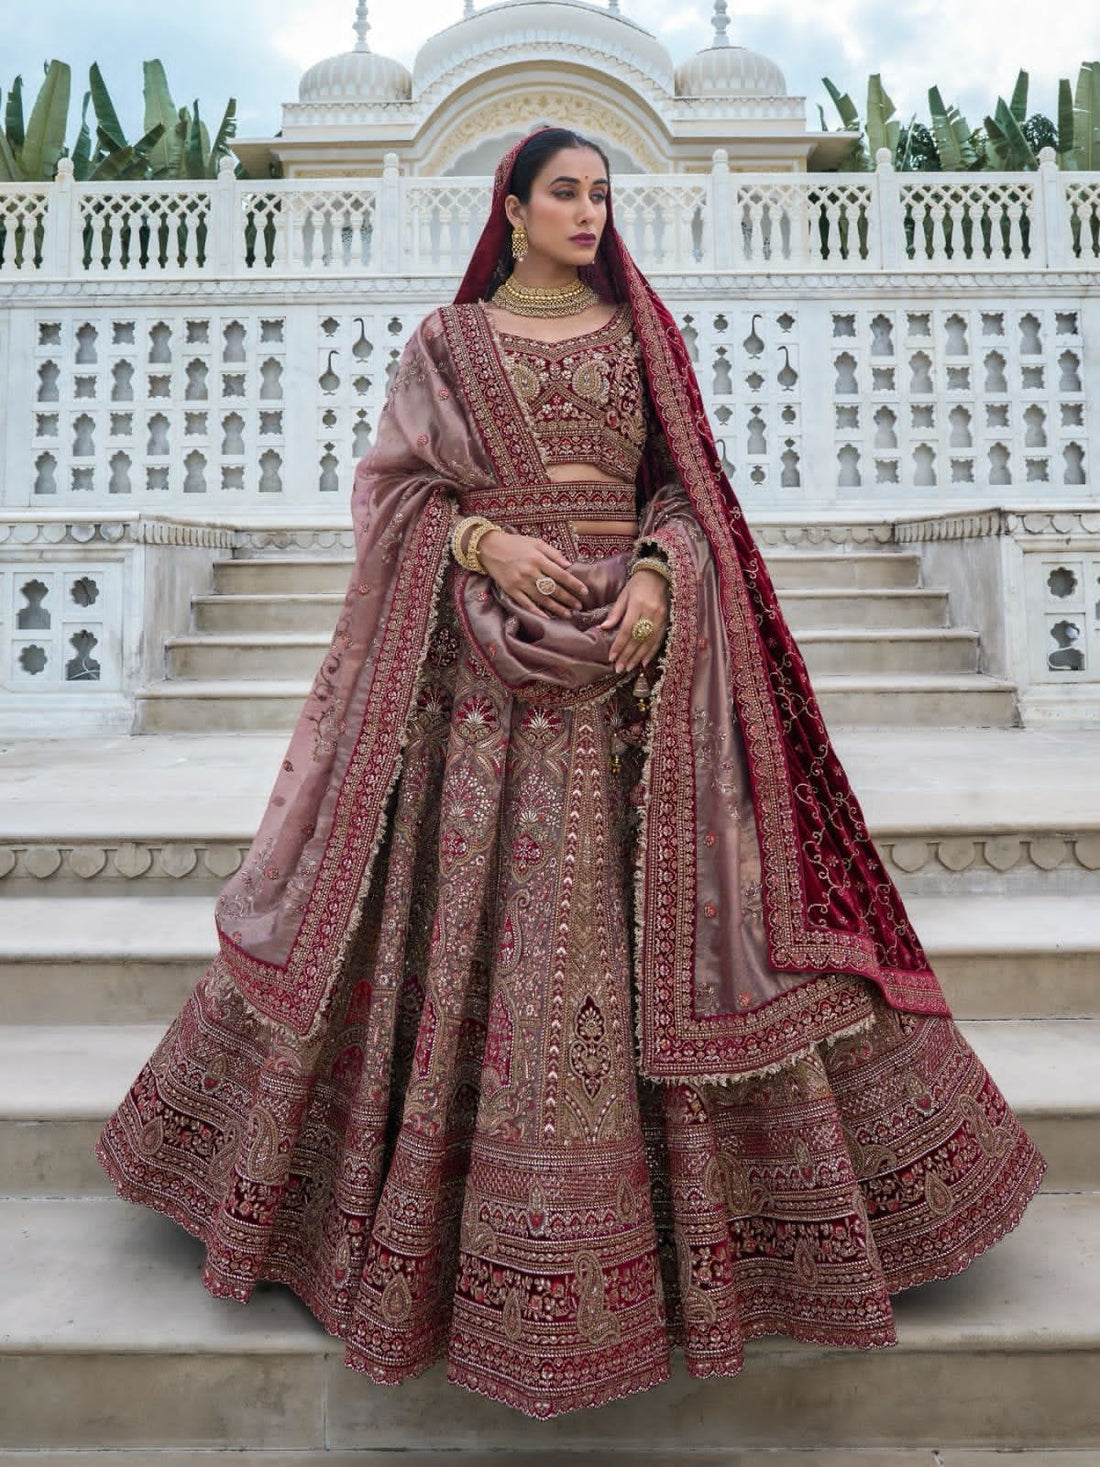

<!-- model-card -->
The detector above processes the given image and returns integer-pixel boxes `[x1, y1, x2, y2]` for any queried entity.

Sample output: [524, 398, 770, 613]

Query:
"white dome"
[298, 47, 412, 103]
[413, 0, 675, 95]
[676, 43, 786, 98]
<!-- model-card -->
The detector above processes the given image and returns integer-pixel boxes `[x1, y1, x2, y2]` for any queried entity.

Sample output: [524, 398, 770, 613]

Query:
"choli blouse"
[495, 300, 650, 484]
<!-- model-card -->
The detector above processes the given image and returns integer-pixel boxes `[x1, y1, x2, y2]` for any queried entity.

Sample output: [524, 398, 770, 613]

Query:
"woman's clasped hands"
[477, 528, 669, 676]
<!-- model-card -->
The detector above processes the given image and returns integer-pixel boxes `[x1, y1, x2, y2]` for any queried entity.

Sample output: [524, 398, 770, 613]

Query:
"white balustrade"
[4, 151, 1098, 280]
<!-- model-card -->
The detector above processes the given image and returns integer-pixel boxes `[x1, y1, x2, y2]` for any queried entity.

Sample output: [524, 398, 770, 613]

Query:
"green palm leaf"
[5, 74, 25, 153]
[142, 59, 179, 176]
[88, 62, 126, 152]
[1009, 69, 1029, 123]
[21, 59, 70, 179]
[208, 98, 237, 175]
[928, 87, 978, 169]
[1073, 60, 1100, 168]
[71, 89, 93, 177]
[867, 74, 901, 157]
[0, 125, 21, 182]
[822, 77, 861, 131]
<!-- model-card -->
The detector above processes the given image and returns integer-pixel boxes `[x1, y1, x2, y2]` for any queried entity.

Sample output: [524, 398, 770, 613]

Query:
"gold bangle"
[452, 514, 498, 573]
[451, 514, 486, 560]
[629, 554, 673, 588]
[465, 519, 499, 573]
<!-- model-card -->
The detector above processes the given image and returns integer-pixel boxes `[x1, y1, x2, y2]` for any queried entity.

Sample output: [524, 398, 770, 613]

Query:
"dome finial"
[608, 0, 621, 13]
[463, 0, 474, 12]
[353, 0, 371, 52]
[711, 0, 730, 47]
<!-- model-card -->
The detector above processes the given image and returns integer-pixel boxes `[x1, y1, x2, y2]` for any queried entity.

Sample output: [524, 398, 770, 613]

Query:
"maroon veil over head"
[211, 127, 948, 1054]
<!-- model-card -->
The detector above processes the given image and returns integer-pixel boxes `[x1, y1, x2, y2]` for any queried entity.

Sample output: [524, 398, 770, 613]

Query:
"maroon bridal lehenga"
[97, 131, 1045, 1418]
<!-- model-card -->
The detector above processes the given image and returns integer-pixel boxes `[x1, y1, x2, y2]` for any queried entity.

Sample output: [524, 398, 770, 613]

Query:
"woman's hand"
[476, 529, 588, 619]
[601, 567, 669, 673]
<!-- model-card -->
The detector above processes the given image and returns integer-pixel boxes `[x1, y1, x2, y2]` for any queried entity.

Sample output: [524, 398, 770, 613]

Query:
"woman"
[97, 127, 1045, 1420]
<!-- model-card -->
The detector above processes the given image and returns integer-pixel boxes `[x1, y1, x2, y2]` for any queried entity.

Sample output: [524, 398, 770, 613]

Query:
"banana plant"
[0, 60, 70, 181]
[866, 74, 902, 161]
[983, 100, 1039, 168]
[819, 65, 1096, 172]
[927, 86, 982, 169]
[138, 60, 240, 179]
[820, 77, 867, 168]
[79, 67, 167, 181]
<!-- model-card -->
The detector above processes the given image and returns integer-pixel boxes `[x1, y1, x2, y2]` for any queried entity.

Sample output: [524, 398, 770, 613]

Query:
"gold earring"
[511, 223, 528, 261]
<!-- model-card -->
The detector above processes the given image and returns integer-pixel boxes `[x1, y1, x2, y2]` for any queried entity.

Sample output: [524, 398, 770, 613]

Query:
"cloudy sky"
[6, 0, 1099, 146]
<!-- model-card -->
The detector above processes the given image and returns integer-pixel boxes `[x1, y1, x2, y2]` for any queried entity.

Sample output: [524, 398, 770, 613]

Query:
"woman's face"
[505, 145, 609, 270]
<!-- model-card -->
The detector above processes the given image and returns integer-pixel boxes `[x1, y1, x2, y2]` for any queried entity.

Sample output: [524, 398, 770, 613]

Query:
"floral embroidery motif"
[569, 995, 613, 1102]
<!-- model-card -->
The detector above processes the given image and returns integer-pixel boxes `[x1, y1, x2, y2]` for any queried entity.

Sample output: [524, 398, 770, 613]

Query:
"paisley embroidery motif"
[497, 303, 647, 482]
[568, 994, 612, 1102]
[574, 1251, 621, 1347]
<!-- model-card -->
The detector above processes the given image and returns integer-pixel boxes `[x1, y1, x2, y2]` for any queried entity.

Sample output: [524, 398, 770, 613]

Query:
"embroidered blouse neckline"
[482, 299, 630, 352]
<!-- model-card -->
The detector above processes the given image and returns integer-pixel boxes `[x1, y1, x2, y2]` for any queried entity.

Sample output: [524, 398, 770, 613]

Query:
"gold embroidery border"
[220, 493, 454, 1036]
[621, 268, 947, 1016]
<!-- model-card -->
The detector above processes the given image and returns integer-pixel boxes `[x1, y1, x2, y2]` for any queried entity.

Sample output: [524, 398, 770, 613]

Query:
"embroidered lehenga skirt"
[97, 515, 1046, 1420]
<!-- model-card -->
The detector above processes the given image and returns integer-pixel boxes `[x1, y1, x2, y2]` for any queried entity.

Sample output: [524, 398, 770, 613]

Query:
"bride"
[97, 126, 1045, 1419]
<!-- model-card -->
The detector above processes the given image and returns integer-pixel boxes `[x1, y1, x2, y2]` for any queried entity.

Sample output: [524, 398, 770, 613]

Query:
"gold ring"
[535, 575, 557, 596]
[630, 617, 655, 642]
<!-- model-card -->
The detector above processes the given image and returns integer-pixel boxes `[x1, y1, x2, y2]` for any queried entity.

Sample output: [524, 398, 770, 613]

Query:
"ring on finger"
[630, 616, 656, 643]
[535, 574, 558, 596]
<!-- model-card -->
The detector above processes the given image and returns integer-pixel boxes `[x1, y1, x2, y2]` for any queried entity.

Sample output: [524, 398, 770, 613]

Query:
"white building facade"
[1, 0, 1099, 733]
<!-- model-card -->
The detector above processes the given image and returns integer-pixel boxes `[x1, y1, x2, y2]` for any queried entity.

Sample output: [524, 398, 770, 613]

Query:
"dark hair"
[485, 127, 612, 298]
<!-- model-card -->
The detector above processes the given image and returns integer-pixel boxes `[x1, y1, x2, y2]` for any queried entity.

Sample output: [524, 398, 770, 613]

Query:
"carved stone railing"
[2, 150, 1098, 278]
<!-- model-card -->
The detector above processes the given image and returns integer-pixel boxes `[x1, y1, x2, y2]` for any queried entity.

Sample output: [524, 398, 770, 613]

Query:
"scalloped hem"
[881, 1142, 1047, 1297]
[95, 1131, 1047, 1421]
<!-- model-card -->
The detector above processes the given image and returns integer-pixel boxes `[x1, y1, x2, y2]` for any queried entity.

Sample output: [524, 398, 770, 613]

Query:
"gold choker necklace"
[490, 274, 601, 318]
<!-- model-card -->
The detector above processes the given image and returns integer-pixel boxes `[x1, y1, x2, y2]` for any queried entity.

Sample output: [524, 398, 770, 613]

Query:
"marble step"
[211, 549, 925, 596]
[1, 894, 1096, 1026]
[0, 1019, 1094, 1198]
[1, 1455, 1091, 1467]
[136, 672, 1015, 734]
[190, 586, 953, 637]
[5, 1453, 1089, 1467]
[0, 1194, 1095, 1450]
[164, 625, 982, 682]
[2, 730, 1096, 899]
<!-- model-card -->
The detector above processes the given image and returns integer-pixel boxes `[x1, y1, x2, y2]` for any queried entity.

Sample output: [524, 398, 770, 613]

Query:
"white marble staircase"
[0, 721, 1098, 1458]
[135, 549, 1019, 732]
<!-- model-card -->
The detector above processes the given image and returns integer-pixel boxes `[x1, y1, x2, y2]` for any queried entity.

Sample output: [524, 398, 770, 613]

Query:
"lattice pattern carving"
[612, 181, 708, 269]
[2, 563, 118, 691]
[78, 187, 213, 274]
[32, 310, 287, 503]
[315, 309, 419, 493]
[1027, 553, 1100, 681]
[677, 306, 802, 496]
[1064, 180, 1100, 262]
[403, 183, 492, 270]
[0, 189, 48, 274]
[830, 305, 1086, 494]
[733, 180, 874, 266]
[899, 179, 1036, 265]
[286, 188, 377, 272]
